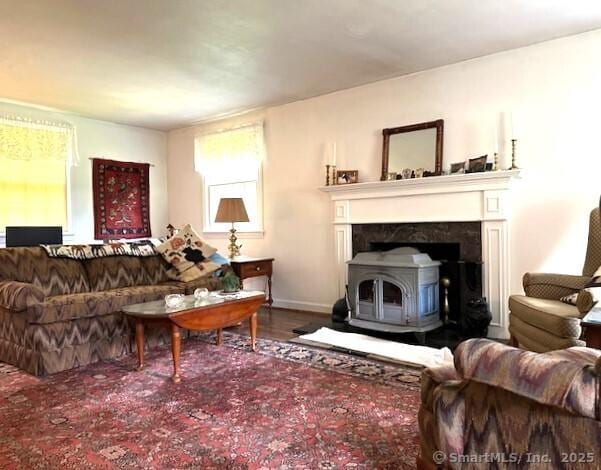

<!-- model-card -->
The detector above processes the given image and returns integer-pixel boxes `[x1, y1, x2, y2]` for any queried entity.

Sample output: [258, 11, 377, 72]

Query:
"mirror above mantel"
[381, 119, 444, 181]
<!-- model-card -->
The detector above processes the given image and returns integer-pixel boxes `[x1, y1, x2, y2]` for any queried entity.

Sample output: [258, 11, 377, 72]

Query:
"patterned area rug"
[0, 332, 422, 469]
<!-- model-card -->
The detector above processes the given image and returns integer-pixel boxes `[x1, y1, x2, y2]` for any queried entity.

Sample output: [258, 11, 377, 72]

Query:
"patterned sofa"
[0, 247, 221, 376]
[418, 339, 601, 469]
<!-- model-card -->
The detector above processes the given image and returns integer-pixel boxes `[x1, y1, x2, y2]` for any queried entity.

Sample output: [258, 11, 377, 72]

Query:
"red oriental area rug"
[92, 158, 151, 240]
[0, 333, 421, 469]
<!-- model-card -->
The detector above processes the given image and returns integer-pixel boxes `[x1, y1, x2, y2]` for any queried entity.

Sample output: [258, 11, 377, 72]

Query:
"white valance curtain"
[0, 115, 79, 166]
[194, 121, 265, 180]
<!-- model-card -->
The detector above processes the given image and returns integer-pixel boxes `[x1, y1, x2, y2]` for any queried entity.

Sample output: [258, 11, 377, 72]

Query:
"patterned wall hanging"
[92, 158, 151, 240]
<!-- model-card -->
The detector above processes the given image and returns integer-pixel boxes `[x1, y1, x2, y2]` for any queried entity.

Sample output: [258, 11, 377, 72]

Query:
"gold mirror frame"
[380, 119, 444, 181]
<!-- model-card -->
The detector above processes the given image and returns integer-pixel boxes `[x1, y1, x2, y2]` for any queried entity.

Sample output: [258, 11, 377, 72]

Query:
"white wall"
[167, 30, 601, 313]
[0, 101, 168, 244]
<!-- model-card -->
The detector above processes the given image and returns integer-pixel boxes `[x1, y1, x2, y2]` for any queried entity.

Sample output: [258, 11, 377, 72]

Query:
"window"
[195, 122, 265, 233]
[0, 116, 77, 232]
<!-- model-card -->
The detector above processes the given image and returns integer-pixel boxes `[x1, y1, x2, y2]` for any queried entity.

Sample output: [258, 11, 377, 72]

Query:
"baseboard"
[487, 325, 510, 340]
[272, 298, 331, 314]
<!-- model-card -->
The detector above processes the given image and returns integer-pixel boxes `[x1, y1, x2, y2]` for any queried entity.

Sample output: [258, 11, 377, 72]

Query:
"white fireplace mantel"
[319, 169, 522, 339]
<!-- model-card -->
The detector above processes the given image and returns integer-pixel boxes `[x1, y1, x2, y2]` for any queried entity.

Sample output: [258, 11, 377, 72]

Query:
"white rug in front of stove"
[298, 327, 453, 369]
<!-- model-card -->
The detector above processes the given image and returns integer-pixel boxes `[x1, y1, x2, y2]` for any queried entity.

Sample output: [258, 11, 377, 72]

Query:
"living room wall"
[167, 29, 601, 313]
[0, 101, 168, 245]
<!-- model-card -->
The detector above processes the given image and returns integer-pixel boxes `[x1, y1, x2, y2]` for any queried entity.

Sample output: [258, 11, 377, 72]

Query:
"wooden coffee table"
[122, 290, 265, 382]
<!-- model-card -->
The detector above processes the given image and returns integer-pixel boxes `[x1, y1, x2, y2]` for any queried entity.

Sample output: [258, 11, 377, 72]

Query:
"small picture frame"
[467, 155, 487, 173]
[336, 170, 359, 185]
[450, 162, 465, 174]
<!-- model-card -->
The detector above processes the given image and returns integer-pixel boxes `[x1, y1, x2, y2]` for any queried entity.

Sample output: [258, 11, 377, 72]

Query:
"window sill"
[0, 231, 75, 238]
[202, 231, 264, 239]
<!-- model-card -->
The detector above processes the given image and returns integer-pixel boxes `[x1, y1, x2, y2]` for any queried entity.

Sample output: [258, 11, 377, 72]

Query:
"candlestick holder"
[493, 152, 499, 171]
[325, 164, 331, 186]
[510, 139, 519, 169]
[331, 165, 337, 185]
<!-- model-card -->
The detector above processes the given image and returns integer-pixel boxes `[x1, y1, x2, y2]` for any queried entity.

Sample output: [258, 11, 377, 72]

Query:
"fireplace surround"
[319, 170, 521, 339]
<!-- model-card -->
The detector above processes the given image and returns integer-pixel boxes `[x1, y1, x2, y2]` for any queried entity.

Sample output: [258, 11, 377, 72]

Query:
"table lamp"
[215, 197, 249, 259]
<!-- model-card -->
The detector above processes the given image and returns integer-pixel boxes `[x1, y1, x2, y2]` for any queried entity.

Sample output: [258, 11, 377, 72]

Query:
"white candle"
[331, 142, 337, 166]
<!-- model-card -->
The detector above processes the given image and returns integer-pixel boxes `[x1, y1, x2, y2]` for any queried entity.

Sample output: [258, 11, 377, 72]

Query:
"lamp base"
[228, 225, 242, 259]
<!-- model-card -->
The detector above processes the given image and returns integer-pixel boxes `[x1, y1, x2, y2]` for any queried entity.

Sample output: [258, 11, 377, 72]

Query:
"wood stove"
[347, 247, 441, 333]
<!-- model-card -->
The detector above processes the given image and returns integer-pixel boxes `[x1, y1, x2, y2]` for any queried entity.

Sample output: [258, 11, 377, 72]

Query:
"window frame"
[0, 157, 73, 239]
[200, 162, 264, 237]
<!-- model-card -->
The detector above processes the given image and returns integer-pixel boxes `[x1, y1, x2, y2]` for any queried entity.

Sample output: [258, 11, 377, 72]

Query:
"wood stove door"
[356, 278, 378, 322]
[380, 280, 404, 324]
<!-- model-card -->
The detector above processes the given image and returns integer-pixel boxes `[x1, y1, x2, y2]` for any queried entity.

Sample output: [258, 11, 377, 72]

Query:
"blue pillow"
[209, 252, 230, 266]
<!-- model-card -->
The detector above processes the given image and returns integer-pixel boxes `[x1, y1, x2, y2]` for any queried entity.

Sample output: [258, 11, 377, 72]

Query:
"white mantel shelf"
[319, 169, 522, 200]
[320, 168, 523, 340]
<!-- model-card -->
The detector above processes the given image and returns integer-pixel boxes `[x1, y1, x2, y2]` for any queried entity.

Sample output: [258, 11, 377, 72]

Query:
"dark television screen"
[5, 226, 63, 247]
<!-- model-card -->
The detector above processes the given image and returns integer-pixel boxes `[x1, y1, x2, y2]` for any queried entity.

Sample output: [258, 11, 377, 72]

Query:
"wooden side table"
[581, 309, 601, 349]
[230, 256, 274, 309]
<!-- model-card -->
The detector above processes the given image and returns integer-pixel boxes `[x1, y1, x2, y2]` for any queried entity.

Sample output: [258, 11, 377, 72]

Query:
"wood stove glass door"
[357, 279, 378, 321]
[381, 280, 404, 324]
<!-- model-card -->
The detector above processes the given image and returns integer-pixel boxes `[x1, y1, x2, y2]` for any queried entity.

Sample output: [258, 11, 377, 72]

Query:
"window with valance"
[194, 122, 265, 233]
[0, 116, 78, 231]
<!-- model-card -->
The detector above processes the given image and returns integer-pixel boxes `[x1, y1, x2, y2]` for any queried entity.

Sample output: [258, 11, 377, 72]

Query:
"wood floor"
[228, 307, 327, 341]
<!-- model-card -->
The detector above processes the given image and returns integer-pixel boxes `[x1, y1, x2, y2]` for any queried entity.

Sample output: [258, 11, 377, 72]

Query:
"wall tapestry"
[92, 158, 151, 239]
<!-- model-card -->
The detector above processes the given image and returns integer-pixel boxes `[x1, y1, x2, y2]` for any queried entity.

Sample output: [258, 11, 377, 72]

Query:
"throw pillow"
[560, 292, 578, 306]
[156, 224, 217, 273]
[156, 225, 219, 282]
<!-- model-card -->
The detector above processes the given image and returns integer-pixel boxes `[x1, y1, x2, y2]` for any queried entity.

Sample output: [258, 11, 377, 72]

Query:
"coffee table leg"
[250, 312, 257, 352]
[216, 328, 223, 346]
[135, 319, 144, 371]
[171, 323, 181, 383]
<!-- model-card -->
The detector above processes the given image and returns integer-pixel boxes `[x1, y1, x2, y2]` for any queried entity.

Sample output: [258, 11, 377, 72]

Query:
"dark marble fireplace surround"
[352, 222, 483, 328]
[352, 222, 482, 262]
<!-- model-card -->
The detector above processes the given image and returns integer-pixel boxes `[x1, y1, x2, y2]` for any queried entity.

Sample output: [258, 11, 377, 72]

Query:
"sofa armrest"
[454, 339, 599, 419]
[0, 281, 45, 312]
[523, 272, 591, 300]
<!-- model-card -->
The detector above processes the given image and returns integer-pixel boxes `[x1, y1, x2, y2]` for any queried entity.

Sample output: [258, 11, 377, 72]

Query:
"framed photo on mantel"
[336, 170, 359, 185]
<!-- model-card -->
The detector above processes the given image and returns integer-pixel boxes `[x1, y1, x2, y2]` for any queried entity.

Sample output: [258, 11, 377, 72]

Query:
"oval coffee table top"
[122, 290, 265, 318]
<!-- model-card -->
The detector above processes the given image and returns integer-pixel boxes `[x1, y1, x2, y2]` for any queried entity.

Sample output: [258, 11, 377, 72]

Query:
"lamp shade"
[215, 198, 249, 223]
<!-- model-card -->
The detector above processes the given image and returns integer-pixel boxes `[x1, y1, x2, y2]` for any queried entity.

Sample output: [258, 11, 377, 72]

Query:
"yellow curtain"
[0, 118, 73, 230]
[0, 158, 67, 228]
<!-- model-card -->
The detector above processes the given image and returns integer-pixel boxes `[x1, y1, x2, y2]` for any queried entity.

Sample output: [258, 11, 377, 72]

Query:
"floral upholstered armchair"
[418, 339, 601, 469]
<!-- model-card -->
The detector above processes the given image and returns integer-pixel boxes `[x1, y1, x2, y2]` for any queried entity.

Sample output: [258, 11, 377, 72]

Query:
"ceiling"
[1, 0, 601, 131]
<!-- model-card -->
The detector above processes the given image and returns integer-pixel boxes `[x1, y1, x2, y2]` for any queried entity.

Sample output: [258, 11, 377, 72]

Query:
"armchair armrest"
[523, 272, 590, 300]
[454, 339, 600, 419]
[0, 281, 45, 312]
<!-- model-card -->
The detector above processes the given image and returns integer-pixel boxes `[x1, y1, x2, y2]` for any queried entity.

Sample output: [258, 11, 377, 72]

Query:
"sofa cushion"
[83, 256, 146, 291]
[180, 274, 222, 295]
[27, 284, 183, 324]
[0, 247, 89, 296]
[509, 295, 582, 338]
[138, 255, 172, 285]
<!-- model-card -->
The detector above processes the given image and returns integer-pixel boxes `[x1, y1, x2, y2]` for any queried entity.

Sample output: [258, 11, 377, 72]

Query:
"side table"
[581, 309, 601, 349]
[230, 256, 274, 310]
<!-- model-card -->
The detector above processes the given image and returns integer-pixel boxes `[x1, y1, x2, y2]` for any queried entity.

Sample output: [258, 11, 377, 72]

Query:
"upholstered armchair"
[508, 205, 601, 352]
[417, 339, 601, 469]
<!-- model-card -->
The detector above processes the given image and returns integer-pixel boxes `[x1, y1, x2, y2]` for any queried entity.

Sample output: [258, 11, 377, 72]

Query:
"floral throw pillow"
[156, 225, 219, 281]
